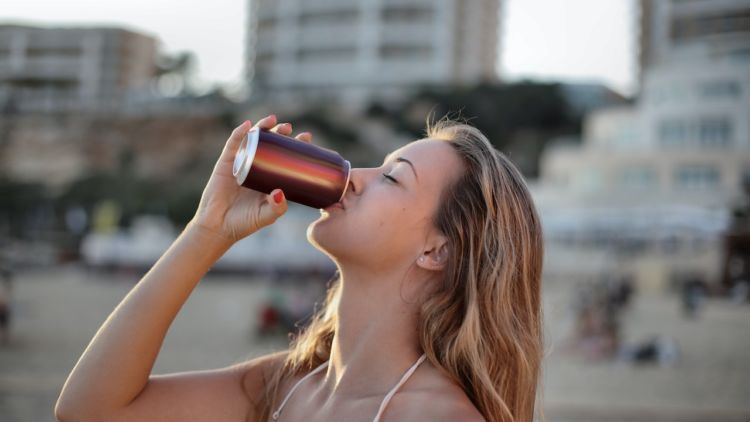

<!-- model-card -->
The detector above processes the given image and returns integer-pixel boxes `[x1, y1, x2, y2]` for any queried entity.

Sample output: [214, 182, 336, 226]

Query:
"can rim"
[233, 127, 260, 185]
[337, 159, 352, 203]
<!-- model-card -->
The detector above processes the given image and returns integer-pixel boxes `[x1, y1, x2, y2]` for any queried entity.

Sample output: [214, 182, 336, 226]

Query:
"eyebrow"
[384, 152, 419, 182]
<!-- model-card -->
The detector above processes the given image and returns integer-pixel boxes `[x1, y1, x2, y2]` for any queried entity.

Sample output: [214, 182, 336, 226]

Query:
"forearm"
[56, 220, 236, 416]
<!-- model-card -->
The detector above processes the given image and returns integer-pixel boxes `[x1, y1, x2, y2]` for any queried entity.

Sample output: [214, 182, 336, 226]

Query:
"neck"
[319, 263, 425, 400]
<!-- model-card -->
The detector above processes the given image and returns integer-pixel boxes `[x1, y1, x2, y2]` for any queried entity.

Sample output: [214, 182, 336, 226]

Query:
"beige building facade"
[246, 0, 500, 106]
[0, 24, 158, 111]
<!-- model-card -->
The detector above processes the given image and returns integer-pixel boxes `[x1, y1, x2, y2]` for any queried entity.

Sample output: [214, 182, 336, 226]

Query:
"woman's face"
[308, 139, 464, 271]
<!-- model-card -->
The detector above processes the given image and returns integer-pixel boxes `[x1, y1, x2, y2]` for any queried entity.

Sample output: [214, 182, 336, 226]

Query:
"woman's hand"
[190, 114, 313, 244]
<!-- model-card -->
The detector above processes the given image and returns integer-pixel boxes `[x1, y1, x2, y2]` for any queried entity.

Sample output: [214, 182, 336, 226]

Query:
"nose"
[344, 166, 376, 198]
[345, 168, 360, 197]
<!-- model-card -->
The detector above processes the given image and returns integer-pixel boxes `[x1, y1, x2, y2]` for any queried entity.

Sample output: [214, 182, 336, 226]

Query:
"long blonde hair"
[255, 114, 545, 422]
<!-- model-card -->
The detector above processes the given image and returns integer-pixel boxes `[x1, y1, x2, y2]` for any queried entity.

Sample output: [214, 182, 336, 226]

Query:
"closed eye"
[382, 173, 398, 183]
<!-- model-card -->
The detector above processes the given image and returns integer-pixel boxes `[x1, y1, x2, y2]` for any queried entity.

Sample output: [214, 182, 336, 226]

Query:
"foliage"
[370, 81, 582, 177]
[0, 178, 49, 238]
[0, 81, 584, 236]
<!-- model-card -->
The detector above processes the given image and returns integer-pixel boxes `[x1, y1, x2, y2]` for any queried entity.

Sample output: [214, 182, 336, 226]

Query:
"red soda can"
[233, 127, 351, 209]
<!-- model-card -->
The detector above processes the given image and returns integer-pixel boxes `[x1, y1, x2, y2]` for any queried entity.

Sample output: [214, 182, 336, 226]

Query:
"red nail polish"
[273, 191, 283, 204]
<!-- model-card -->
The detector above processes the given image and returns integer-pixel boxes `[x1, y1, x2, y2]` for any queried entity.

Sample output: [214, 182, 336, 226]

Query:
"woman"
[55, 113, 544, 422]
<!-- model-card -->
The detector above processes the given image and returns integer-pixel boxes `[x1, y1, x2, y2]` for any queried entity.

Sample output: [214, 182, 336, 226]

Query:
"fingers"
[270, 122, 293, 136]
[230, 120, 251, 141]
[269, 189, 285, 207]
[253, 114, 277, 130]
[250, 114, 314, 142]
[222, 120, 252, 157]
[295, 132, 313, 143]
[259, 188, 288, 225]
[264, 117, 312, 143]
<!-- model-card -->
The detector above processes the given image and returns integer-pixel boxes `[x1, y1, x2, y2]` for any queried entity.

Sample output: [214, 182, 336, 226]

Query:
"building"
[543, 62, 749, 202]
[245, 0, 500, 106]
[534, 0, 750, 292]
[0, 24, 158, 111]
[638, 0, 750, 86]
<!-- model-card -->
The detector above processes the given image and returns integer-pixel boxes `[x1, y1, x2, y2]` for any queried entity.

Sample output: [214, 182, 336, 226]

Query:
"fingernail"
[273, 190, 283, 204]
[243, 120, 251, 127]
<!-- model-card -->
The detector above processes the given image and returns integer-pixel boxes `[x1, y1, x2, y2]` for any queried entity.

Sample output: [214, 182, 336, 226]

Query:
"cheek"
[363, 191, 409, 223]
[311, 194, 422, 260]
[360, 199, 417, 244]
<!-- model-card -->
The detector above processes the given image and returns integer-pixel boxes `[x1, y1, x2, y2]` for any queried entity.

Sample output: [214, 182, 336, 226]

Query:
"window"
[255, 51, 274, 65]
[698, 117, 732, 146]
[299, 10, 358, 26]
[296, 46, 356, 62]
[675, 165, 720, 190]
[742, 166, 750, 189]
[658, 117, 733, 147]
[26, 47, 82, 57]
[257, 17, 276, 32]
[619, 166, 656, 189]
[700, 80, 741, 99]
[658, 119, 687, 145]
[671, 10, 750, 41]
[379, 44, 432, 59]
[381, 6, 433, 22]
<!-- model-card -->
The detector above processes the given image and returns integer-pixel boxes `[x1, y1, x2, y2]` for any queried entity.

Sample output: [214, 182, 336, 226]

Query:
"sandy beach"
[1, 266, 748, 421]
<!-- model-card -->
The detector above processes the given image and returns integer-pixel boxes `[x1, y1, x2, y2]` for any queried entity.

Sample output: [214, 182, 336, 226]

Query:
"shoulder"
[387, 363, 485, 421]
[234, 350, 290, 403]
[390, 388, 485, 422]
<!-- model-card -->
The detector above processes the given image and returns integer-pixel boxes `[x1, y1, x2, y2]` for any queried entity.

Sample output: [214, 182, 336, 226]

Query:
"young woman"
[56, 113, 544, 422]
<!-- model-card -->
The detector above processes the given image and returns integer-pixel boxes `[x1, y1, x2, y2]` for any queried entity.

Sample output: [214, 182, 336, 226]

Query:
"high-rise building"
[638, 0, 750, 85]
[245, 0, 500, 106]
[533, 0, 750, 291]
[0, 24, 158, 110]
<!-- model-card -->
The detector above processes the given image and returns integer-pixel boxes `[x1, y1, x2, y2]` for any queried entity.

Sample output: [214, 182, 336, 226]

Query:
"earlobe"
[417, 240, 449, 269]
[418, 249, 448, 270]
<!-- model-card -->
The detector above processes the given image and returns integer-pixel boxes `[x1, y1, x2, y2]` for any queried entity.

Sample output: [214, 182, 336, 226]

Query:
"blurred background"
[0, 0, 748, 420]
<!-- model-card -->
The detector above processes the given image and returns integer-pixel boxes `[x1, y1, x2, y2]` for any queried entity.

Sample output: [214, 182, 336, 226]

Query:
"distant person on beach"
[681, 277, 706, 319]
[0, 266, 12, 346]
[56, 114, 544, 422]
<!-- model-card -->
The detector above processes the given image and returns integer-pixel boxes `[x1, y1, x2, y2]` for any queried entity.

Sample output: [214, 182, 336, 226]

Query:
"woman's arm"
[55, 222, 235, 421]
[55, 115, 312, 421]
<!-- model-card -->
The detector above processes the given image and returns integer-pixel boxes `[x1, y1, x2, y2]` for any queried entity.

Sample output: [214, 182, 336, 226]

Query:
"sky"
[0, 0, 637, 96]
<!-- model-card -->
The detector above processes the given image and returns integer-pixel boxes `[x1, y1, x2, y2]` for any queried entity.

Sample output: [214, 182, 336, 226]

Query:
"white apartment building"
[534, 0, 750, 291]
[245, 0, 500, 106]
[0, 24, 158, 111]
[541, 63, 749, 203]
[639, 0, 750, 80]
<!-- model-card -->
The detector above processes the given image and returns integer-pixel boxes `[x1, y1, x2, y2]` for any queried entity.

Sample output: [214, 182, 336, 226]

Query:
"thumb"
[258, 189, 287, 226]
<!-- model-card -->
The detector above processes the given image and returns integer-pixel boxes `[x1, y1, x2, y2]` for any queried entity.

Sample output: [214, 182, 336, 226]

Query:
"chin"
[306, 218, 336, 255]
[306, 218, 354, 263]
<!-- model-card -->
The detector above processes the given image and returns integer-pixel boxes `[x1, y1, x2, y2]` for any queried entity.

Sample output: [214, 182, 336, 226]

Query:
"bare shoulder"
[387, 363, 485, 422]
[405, 391, 485, 421]
[235, 349, 290, 403]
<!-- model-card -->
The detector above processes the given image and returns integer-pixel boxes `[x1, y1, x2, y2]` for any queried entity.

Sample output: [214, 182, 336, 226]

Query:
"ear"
[416, 237, 450, 272]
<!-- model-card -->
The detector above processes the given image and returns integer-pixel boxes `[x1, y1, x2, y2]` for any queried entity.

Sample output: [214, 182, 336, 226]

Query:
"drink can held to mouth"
[233, 127, 351, 209]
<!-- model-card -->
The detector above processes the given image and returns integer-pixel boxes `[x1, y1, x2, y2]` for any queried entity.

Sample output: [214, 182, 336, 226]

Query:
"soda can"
[233, 127, 351, 209]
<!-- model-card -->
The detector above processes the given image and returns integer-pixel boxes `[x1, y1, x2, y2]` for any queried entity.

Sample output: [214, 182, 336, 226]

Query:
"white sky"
[0, 0, 637, 96]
